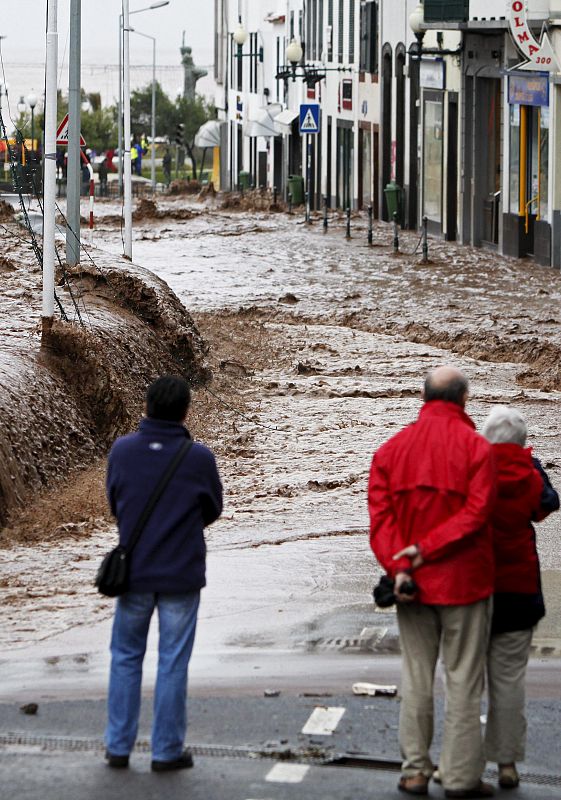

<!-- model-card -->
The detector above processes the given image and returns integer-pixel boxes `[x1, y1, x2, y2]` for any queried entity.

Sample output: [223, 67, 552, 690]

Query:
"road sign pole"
[305, 134, 311, 224]
[66, 0, 81, 266]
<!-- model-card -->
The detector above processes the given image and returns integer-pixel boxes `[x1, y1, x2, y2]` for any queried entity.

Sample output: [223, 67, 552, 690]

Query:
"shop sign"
[420, 60, 445, 90]
[508, 74, 549, 106]
[508, 0, 560, 72]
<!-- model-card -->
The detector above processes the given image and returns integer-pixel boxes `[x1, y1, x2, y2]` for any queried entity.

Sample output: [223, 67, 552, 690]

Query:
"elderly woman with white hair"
[482, 405, 559, 790]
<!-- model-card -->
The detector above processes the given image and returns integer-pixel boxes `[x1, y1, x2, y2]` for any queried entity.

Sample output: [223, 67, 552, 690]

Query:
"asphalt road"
[1, 688, 560, 799]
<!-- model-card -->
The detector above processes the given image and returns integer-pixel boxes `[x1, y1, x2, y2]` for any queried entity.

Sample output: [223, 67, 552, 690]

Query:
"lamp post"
[118, 0, 169, 196]
[27, 91, 37, 153]
[121, 0, 169, 258]
[130, 28, 157, 191]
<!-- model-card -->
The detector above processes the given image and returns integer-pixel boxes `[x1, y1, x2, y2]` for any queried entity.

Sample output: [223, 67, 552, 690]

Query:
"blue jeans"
[106, 591, 200, 761]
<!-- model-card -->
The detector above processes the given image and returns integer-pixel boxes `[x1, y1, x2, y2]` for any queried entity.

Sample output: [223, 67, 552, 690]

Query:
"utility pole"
[42, 0, 58, 339]
[123, 0, 133, 259]
[66, 0, 81, 266]
[118, 13, 123, 195]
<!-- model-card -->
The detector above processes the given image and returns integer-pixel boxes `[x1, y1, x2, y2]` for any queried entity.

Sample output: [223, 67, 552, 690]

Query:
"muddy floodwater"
[1, 196, 560, 695]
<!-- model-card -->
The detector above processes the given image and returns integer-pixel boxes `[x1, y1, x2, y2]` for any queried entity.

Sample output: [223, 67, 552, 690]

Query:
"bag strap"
[124, 437, 194, 556]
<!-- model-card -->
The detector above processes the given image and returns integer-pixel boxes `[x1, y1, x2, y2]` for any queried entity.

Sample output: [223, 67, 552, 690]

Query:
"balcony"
[424, 0, 469, 23]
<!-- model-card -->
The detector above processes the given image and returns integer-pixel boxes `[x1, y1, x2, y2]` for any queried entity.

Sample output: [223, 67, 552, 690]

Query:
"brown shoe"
[498, 764, 519, 789]
[398, 773, 430, 796]
[444, 782, 494, 798]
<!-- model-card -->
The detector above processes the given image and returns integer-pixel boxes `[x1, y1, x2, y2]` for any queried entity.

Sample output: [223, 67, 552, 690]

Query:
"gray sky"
[0, 0, 215, 116]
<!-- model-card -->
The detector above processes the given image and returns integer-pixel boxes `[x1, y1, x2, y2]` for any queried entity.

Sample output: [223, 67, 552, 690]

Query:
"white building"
[214, 1, 380, 213]
[214, 1, 561, 267]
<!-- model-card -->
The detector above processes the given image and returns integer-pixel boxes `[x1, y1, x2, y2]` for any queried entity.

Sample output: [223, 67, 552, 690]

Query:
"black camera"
[373, 575, 417, 608]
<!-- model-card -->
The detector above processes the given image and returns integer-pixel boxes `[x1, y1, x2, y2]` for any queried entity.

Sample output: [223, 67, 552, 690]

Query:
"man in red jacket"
[368, 366, 496, 798]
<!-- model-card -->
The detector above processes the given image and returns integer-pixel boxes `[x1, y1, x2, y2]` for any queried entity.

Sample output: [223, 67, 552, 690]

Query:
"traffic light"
[175, 123, 184, 146]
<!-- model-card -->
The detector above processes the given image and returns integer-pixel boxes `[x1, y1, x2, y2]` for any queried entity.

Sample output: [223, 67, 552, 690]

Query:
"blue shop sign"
[508, 75, 549, 107]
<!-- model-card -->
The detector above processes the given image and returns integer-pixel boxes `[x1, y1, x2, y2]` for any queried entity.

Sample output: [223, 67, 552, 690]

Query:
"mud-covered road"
[1, 194, 560, 691]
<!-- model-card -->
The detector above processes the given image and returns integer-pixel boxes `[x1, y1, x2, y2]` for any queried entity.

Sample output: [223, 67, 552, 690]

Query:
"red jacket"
[490, 443, 543, 594]
[368, 400, 496, 606]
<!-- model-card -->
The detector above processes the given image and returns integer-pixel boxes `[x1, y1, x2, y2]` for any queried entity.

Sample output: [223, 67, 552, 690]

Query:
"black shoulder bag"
[95, 438, 193, 597]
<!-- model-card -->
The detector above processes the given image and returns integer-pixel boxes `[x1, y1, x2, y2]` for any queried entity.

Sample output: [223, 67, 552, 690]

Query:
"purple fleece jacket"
[106, 417, 223, 593]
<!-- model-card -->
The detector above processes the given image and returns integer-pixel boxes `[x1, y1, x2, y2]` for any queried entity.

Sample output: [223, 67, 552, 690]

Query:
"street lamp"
[409, 3, 425, 47]
[27, 91, 37, 152]
[233, 20, 248, 49]
[276, 38, 350, 86]
[17, 96, 26, 115]
[118, 0, 170, 195]
[130, 27, 157, 191]
[120, 0, 170, 260]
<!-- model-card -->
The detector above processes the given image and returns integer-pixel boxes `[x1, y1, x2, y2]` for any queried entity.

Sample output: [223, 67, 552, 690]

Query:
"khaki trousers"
[397, 599, 491, 791]
[485, 628, 533, 764]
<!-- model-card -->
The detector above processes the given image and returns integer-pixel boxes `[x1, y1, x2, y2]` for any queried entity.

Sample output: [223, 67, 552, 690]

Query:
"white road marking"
[301, 705, 346, 735]
[265, 763, 310, 784]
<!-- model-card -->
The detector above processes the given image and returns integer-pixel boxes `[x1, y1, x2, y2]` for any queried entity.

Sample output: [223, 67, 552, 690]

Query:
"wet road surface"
[1, 197, 561, 796]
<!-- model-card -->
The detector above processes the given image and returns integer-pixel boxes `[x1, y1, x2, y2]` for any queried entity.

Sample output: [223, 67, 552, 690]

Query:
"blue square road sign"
[299, 103, 320, 134]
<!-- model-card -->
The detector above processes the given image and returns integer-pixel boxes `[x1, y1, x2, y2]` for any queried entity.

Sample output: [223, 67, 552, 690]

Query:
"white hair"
[482, 405, 527, 447]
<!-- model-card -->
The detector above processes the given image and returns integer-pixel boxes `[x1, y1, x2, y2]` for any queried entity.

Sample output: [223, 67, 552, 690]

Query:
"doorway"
[336, 123, 354, 210]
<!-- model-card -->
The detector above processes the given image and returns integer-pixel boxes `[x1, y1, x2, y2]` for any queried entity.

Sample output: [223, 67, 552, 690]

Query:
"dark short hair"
[146, 376, 191, 422]
[424, 374, 468, 406]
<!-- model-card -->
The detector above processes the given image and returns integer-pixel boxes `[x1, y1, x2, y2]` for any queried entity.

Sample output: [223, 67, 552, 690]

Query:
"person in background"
[482, 406, 559, 790]
[134, 140, 143, 176]
[368, 366, 496, 798]
[105, 376, 223, 772]
[98, 157, 108, 197]
[163, 147, 172, 187]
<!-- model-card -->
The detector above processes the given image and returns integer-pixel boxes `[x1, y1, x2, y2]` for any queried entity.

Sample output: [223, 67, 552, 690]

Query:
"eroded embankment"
[0, 228, 209, 532]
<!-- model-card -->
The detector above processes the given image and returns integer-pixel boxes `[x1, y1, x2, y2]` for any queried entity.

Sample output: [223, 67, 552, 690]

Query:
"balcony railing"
[424, 0, 469, 23]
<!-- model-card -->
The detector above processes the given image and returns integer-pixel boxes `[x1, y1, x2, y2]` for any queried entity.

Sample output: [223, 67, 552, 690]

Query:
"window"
[250, 33, 258, 93]
[328, 0, 334, 61]
[349, 0, 356, 64]
[359, 1, 378, 74]
[338, 0, 345, 63]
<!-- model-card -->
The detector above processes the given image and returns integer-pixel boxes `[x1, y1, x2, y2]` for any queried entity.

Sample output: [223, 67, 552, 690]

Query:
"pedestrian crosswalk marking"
[265, 763, 310, 783]
[300, 109, 318, 132]
[301, 705, 346, 735]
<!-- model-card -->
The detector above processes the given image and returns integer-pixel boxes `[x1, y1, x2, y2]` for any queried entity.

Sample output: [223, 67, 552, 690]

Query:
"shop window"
[540, 107, 549, 220]
[423, 94, 443, 225]
[509, 105, 520, 214]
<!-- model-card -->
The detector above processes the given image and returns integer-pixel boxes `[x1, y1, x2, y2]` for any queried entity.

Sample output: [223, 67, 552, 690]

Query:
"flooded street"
[1, 197, 561, 696]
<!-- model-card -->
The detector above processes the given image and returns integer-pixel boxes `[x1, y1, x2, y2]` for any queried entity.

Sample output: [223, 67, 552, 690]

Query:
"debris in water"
[352, 683, 398, 698]
[20, 703, 39, 715]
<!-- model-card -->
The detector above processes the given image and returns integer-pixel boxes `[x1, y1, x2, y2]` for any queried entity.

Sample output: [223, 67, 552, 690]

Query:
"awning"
[264, 12, 286, 23]
[244, 104, 282, 138]
[194, 120, 223, 148]
[275, 108, 299, 135]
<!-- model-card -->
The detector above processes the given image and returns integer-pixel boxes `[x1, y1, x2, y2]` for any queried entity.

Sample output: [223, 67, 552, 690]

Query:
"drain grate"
[0, 733, 328, 764]
[1, 733, 560, 787]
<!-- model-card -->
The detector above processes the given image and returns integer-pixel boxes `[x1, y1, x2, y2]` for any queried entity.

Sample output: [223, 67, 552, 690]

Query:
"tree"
[130, 81, 216, 177]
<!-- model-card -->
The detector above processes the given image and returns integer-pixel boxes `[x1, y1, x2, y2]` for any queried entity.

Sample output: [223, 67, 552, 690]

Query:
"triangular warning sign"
[56, 113, 86, 147]
[300, 109, 318, 132]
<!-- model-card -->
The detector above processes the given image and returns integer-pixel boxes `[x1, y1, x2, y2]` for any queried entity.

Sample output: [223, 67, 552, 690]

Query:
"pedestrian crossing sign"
[299, 103, 320, 135]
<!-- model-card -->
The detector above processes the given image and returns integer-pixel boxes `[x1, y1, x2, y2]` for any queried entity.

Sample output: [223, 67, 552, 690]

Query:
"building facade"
[214, 0, 561, 268]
